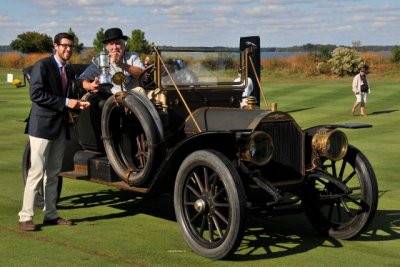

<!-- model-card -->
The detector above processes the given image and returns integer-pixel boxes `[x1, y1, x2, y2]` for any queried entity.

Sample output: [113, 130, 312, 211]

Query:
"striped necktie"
[61, 65, 67, 96]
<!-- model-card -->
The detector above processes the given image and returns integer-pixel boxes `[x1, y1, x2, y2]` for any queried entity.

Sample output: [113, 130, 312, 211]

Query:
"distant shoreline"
[0, 48, 392, 59]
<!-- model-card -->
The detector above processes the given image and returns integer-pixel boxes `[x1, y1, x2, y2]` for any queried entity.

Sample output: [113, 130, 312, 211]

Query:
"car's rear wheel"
[174, 149, 246, 259]
[22, 140, 63, 208]
[303, 145, 378, 239]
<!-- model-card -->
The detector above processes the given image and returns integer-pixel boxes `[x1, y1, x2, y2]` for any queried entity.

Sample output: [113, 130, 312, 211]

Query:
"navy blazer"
[25, 55, 72, 140]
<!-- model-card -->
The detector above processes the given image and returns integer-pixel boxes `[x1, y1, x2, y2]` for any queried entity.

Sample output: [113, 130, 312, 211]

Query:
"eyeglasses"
[58, 43, 75, 50]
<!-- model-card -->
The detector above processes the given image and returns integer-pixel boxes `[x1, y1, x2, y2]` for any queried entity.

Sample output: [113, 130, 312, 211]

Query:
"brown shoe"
[43, 217, 74, 226]
[19, 221, 37, 231]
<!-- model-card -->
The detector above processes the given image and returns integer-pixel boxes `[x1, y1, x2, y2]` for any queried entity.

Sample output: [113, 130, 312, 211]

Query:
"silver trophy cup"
[92, 49, 113, 90]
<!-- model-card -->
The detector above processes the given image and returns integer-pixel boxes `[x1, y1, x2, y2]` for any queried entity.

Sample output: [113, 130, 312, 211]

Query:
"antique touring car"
[22, 37, 378, 259]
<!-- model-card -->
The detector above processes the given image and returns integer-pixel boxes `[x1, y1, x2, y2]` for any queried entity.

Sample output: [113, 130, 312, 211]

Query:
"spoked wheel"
[174, 150, 246, 259]
[101, 94, 162, 187]
[303, 145, 378, 239]
[22, 140, 63, 208]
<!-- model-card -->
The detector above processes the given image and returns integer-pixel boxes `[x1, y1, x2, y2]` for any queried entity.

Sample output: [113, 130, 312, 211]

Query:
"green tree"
[391, 46, 400, 63]
[93, 28, 105, 53]
[315, 46, 332, 61]
[10, 31, 53, 53]
[126, 29, 152, 55]
[67, 28, 84, 54]
[328, 47, 364, 76]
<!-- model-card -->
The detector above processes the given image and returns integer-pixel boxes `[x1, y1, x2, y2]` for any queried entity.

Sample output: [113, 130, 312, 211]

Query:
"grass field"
[1, 68, 399, 266]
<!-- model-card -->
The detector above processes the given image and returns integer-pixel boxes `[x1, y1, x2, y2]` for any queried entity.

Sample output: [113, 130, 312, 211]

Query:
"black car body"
[22, 36, 378, 259]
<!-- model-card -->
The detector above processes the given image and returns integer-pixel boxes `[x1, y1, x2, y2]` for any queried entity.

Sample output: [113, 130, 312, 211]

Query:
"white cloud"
[39, 20, 58, 29]
[75, 0, 107, 4]
[121, 0, 180, 6]
[1, 0, 399, 47]
[0, 15, 11, 22]
[332, 25, 353, 32]
[151, 5, 195, 15]
[210, 5, 234, 14]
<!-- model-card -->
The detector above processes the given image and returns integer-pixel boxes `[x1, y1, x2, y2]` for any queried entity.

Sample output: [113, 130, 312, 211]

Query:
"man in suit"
[18, 32, 90, 231]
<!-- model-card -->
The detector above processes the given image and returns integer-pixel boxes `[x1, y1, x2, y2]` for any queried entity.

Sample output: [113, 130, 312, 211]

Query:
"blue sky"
[1, 0, 399, 48]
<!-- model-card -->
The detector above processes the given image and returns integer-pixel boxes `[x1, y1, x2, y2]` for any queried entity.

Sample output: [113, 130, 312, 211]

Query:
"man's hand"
[68, 99, 91, 110]
[109, 50, 122, 65]
[83, 77, 100, 93]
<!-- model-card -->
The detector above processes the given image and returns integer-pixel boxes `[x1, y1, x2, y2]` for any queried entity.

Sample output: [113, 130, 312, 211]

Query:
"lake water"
[261, 51, 307, 59]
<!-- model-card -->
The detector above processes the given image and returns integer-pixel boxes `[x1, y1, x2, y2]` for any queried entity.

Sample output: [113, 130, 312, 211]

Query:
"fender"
[147, 131, 238, 194]
[304, 123, 372, 137]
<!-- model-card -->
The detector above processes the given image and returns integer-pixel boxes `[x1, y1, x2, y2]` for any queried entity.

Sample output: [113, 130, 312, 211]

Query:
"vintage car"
[22, 36, 378, 259]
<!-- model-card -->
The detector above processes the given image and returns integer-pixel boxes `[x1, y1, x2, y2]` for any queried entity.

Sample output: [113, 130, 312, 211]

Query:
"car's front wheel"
[303, 145, 378, 239]
[174, 149, 246, 259]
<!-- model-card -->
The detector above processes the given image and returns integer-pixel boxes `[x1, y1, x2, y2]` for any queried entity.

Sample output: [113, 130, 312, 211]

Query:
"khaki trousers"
[18, 128, 65, 222]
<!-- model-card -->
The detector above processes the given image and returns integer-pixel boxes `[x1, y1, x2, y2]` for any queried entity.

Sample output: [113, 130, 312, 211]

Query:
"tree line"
[263, 43, 397, 53]
[8, 28, 152, 55]
[4, 29, 400, 77]
[6, 29, 397, 56]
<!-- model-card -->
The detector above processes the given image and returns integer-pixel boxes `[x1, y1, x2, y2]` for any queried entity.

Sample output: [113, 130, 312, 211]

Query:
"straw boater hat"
[102, 28, 128, 44]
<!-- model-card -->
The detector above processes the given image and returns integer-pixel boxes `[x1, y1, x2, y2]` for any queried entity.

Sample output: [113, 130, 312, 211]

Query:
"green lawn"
[1, 68, 399, 266]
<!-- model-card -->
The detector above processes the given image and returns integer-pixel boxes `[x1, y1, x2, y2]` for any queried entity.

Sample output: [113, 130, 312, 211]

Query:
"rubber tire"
[174, 149, 247, 259]
[101, 94, 162, 187]
[303, 145, 378, 239]
[21, 140, 63, 209]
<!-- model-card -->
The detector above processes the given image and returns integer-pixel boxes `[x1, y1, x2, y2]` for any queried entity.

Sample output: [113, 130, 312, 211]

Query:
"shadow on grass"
[228, 213, 341, 261]
[368, 109, 398, 115]
[285, 107, 315, 113]
[57, 189, 400, 260]
[58, 189, 176, 222]
[353, 210, 400, 242]
[229, 208, 400, 260]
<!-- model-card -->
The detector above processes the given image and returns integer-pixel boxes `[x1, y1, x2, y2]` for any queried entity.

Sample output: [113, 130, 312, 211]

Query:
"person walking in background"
[352, 67, 370, 116]
[18, 33, 90, 231]
[79, 27, 144, 94]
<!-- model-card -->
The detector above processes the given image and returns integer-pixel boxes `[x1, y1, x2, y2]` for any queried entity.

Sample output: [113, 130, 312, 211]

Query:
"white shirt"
[234, 76, 253, 107]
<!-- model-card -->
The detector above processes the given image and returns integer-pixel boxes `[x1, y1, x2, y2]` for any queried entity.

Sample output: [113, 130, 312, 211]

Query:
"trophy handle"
[92, 56, 99, 67]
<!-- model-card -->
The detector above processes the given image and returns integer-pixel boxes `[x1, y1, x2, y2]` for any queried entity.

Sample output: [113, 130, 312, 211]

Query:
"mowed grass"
[0, 68, 399, 267]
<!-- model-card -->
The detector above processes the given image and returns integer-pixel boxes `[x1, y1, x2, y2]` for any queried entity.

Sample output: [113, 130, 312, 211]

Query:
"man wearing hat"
[79, 27, 144, 94]
[351, 67, 371, 116]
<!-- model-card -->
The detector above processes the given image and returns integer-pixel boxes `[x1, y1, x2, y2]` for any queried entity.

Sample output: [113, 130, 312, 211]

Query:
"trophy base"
[98, 83, 113, 90]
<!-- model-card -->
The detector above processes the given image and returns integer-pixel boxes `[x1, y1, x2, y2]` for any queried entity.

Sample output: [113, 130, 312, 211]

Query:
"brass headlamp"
[239, 131, 274, 166]
[312, 128, 348, 161]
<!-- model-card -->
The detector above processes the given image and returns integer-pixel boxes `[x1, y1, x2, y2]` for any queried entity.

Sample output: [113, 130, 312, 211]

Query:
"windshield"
[158, 48, 244, 88]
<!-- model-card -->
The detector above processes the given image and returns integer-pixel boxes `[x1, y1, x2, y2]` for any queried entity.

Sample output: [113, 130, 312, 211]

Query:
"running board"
[59, 150, 149, 194]
[59, 170, 149, 194]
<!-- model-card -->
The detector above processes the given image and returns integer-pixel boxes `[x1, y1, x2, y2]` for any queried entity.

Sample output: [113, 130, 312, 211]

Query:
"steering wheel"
[138, 64, 155, 89]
